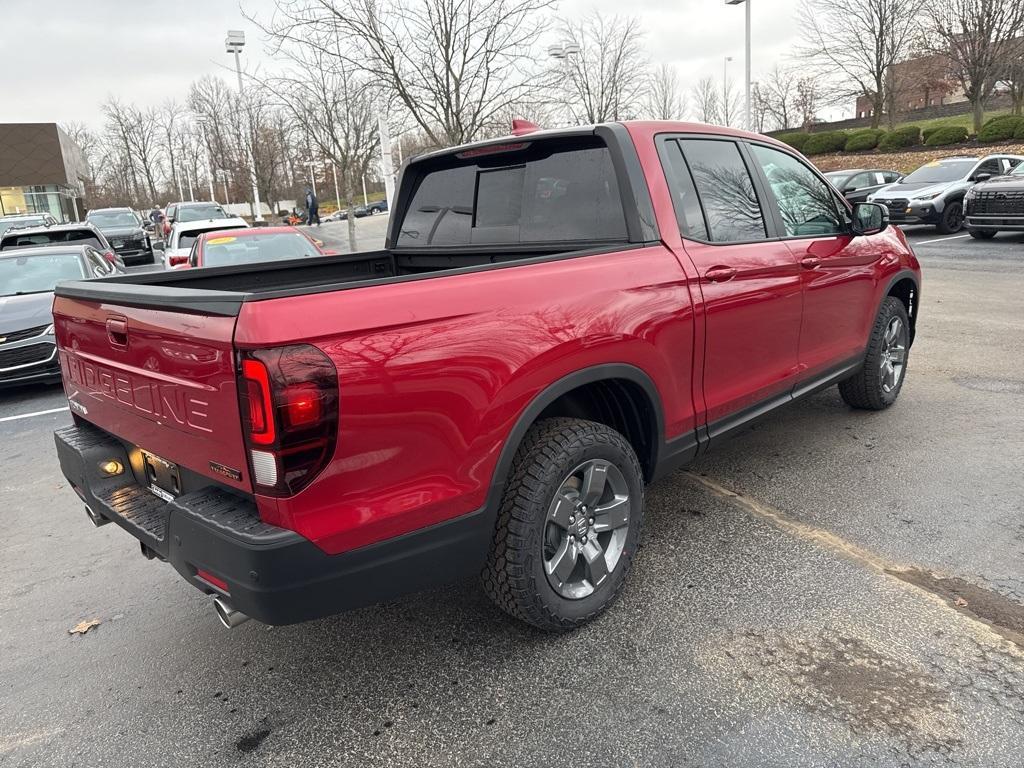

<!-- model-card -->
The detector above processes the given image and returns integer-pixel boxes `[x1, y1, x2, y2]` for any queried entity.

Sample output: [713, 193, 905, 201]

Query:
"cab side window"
[659, 139, 709, 240]
[750, 144, 845, 237]
[846, 172, 873, 190]
[676, 139, 768, 242]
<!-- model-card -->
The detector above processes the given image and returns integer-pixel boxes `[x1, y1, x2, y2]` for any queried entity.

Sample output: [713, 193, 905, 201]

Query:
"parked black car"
[823, 169, 903, 203]
[0, 222, 124, 270]
[964, 161, 1024, 239]
[86, 207, 155, 265]
[0, 213, 58, 239]
[354, 199, 388, 217]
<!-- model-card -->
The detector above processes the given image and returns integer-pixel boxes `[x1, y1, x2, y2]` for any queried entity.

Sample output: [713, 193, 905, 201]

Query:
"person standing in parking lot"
[305, 187, 320, 226]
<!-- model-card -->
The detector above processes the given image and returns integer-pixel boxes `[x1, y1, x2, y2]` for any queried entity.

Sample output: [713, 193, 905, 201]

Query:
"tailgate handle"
[106, 317, 128, 347]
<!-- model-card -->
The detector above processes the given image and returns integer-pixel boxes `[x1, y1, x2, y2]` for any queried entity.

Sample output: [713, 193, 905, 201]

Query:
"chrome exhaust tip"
[84, 505, 110, 527]
[213, 597, 250, 629]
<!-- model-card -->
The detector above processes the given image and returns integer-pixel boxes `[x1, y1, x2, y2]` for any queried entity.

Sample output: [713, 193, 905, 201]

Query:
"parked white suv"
[164, 217, 249, 269]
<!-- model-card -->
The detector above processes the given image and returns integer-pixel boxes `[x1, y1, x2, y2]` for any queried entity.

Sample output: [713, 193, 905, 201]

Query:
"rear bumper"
[55, 421, 491, 625]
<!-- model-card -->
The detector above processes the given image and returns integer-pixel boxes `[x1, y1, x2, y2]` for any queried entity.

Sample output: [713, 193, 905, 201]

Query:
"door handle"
[106, 317, 128, 347]
[704, 265, 737, 283]
[800, 256, 821, 269]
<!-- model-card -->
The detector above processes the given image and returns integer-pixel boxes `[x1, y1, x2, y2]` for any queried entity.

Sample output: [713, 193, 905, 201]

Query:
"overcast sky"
[0, 0, 853, 129]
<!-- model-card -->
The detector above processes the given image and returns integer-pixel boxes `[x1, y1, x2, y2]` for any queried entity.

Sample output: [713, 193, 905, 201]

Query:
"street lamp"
[301, 160, 318, 197]
[723, 55, 733, 89]
[548, 43, 580, 126]
[225, 29, 265, 223]
[726, 0, 752, 131]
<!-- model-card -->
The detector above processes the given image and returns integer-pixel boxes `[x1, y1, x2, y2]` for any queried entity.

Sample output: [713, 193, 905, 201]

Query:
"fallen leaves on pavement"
[68, 619, 101, 635]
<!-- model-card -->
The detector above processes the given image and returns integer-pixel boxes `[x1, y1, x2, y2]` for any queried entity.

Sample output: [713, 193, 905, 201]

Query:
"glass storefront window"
[0, 185, 77, 221]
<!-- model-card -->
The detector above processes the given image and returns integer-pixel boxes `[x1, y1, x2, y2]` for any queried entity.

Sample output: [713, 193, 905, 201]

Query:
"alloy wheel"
[543, 459, 631, 600]
[879, 316, 907, 393]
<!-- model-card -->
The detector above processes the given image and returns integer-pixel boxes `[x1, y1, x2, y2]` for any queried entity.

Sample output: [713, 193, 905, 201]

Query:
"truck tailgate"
[52, 296, 251, 494]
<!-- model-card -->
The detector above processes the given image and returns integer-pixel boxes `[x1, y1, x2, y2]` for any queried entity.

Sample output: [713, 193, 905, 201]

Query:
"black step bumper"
[54, 421, 491, 626]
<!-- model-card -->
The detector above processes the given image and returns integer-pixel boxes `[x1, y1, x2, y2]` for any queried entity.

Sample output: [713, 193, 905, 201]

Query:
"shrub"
[978, 116, 1024, 143]
[983, 113, 1020, 129]
[803, 131, 849, 155]
[778, 132, 811, 150]
[844, 129, 885, 151]
[879, 125, 921, 150]
[924, 126, 969, 146]
[921, 126, 940, 142]
[1014, 120, 1024, 140]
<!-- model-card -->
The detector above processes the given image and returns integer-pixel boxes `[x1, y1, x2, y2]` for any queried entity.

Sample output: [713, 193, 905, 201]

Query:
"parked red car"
[52, 121, 920, 631]
[177, 226, 332, 269]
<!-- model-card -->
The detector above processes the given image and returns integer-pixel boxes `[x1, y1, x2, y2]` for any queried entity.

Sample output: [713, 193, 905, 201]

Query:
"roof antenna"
[511, 119, 541, 136]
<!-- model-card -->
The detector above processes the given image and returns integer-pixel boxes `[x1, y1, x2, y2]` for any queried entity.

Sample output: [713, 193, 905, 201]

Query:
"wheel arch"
[484, 364, 666, 517]
[883, 270, 920, 346]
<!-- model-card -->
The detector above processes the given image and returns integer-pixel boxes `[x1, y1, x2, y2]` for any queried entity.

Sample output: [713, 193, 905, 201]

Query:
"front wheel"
[481, 418, 644, 631]
[839, 296, 910, 410]
[936, 201, 963, 234]
[968, 229, 996, 240]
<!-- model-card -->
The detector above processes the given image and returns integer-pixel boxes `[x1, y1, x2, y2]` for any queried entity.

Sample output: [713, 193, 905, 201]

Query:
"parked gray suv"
[868, 154, 1024, 233]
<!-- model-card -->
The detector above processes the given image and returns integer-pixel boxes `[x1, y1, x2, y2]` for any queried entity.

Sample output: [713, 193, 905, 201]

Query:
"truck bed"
[53, 244, 623, 316]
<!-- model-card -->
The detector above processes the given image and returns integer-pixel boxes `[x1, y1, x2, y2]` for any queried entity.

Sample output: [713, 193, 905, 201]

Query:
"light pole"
[200, 124, 216, 202]
[217, 169, 231, 205]
[548, 43, 581, 126]
[225, 30, 265, 223]
[723, 55, 733, 90]
[302, 160, 318, 197]
[328, 159, 341, 213]
[377, 100, 394, 209]
[726, 0, 752, 131]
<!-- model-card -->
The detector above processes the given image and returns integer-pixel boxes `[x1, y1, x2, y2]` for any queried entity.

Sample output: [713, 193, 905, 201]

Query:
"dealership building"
[0, 123, 89, 222]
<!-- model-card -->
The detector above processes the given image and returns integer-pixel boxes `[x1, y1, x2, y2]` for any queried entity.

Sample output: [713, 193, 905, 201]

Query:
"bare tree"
[554, 12, 649, 123]
[757, 65, 800, 131]
[923, 0, 1024, 131]
[798, 0, 922, 128]
[257, 0, 554, 147]
[720, 77, 743, 127]
[645, 63, 687, 120]
[691, 77, 721, 124]
[794, 76, 823, 129]
[258, 19, 381, 250]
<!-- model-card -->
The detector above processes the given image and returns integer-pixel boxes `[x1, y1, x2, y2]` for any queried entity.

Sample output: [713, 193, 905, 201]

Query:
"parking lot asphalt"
[1, 223, 1022, 767]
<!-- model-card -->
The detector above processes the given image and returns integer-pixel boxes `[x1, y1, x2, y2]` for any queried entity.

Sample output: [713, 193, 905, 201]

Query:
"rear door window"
[676, 139, 767, 242]
[397, 138, 628, 247]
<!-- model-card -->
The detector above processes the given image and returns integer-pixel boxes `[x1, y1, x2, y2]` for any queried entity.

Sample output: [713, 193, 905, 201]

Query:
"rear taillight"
[102, 250, 116, 263]
[238, 345, 338, 496]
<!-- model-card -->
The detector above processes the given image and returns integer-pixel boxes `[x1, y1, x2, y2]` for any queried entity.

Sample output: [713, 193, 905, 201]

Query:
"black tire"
[936, 201, 963, 234]
[838, 296, 911, 410]
[968, 229, 996, 240]
[481, 417, 644, 631]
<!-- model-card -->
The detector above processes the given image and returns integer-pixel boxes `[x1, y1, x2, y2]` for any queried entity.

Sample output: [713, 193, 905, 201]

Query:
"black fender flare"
[482, 363, 666, 520]
[880, 268, 920, 345]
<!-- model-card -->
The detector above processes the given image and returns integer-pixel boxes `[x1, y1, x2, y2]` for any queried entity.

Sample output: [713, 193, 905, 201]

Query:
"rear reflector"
[196, 569, 229, 592]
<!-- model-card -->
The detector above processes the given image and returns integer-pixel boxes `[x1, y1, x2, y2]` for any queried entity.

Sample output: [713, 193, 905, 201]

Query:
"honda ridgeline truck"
[53, 122, 920, 631]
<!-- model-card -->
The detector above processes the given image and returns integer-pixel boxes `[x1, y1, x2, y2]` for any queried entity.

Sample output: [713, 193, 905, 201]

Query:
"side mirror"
[851, 202, 888, 236]
[973, 172, 992, 182]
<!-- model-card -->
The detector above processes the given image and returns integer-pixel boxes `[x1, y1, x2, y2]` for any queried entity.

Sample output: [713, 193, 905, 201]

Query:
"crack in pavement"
[685, 471, 1024, 653]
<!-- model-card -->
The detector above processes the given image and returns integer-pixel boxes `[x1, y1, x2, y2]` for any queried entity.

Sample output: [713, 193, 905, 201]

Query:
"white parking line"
[916, 234, 970, 245]
[0, 407, 69, 424]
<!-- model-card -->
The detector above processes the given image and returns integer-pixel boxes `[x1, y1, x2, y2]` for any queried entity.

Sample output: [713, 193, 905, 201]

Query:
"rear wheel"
[969, 229, 996, 240]
[936, 201, 963, 234]
[481, 418, 644, 631]
[838, 296, 910, 410]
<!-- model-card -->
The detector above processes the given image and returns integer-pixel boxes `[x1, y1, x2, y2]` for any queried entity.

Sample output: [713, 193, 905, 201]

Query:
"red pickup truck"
[53, 122, 920, 631]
